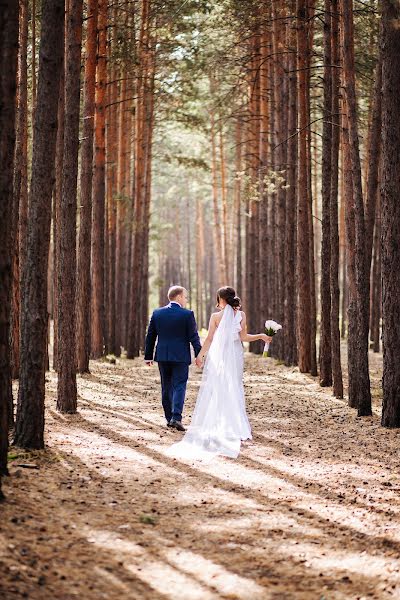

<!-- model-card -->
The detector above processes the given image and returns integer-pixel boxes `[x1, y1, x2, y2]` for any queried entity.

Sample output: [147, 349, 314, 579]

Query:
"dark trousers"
[158, 362, 189, 423]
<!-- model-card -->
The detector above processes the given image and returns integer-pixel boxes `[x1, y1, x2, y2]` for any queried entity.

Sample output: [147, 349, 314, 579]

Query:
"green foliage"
[147, 0, 380, 311]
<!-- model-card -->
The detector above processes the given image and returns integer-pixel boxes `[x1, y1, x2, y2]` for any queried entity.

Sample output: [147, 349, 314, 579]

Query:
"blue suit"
[144, 302, 202, 423]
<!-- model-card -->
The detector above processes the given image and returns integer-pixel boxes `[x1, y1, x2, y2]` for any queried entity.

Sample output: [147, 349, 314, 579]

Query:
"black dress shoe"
[169, 419, 186, 432]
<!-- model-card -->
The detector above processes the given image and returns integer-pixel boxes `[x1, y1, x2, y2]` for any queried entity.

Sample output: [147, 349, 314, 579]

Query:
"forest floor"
[1, 348, 400, 600]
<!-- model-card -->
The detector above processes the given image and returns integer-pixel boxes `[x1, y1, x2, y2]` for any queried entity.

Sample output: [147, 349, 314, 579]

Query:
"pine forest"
[1, 0, 400, 597]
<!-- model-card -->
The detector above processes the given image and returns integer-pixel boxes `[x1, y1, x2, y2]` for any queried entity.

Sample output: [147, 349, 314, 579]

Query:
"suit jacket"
[144, 303, 202, 364]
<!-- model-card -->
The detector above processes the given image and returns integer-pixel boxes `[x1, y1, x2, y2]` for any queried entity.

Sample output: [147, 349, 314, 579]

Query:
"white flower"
[264, 320, 282, 334]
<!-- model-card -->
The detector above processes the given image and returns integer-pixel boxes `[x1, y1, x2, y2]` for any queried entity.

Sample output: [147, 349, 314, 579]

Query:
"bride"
[168, 286, 272, 460]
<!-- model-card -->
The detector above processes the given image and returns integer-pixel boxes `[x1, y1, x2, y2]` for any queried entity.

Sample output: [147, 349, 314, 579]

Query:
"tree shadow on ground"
[47, 440, 397, 600]
[41, 407, 400, 600]
[75, 396, 400, 522]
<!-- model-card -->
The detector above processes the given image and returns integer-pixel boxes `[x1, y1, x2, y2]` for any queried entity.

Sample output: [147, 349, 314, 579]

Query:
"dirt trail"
[1, 350, 400, 600]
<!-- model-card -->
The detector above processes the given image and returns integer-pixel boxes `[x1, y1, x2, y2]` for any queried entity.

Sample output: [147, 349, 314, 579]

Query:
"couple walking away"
[144, 285, 272, 459]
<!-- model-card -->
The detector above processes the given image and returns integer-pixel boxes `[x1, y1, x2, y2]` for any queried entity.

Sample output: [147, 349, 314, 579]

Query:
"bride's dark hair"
[216, 286, 241, 310]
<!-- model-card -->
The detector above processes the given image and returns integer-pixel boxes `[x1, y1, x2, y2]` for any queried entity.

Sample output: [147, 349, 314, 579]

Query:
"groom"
[144, 286, 202, 431]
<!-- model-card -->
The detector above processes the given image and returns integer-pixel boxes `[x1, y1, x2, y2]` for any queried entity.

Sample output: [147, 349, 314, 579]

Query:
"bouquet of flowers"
[263, 320, 282, 357]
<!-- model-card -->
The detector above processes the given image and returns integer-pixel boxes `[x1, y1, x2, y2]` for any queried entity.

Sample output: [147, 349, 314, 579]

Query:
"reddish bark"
[76, 0, 98, 373]
[91, 0, 107, 359]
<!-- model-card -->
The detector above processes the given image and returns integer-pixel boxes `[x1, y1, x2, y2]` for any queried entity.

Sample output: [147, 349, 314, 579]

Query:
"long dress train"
[167, 305, 252, 460]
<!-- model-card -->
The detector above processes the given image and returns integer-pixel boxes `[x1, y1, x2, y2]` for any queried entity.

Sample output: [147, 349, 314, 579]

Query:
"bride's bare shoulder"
[211, 311, 223, 325]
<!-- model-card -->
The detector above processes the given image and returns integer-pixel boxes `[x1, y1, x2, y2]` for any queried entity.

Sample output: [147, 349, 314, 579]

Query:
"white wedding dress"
[167, 305, 252, 460]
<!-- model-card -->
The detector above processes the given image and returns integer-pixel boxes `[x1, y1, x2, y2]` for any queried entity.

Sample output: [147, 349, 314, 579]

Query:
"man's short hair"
[168, 285, 185, 301]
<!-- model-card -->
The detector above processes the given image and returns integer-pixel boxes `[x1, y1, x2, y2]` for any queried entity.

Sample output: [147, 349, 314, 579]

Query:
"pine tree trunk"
[339, 166, 347, 339]
[56, 0, 83, 413]
[365, 55, 382, 352]
[31, 0, 36, 109]
[319, 0, 333, 386]
[272, 1, 287, 360]
[186, 197, 192, 294]
[234, 119, 243, 295]
[342, 111, 359, 407]
[200, 201, 207, 327]
[195, 198, 201, 324]
[125, 68, 136, 352]
[259, 18, 269, 342]
[127, 0, 154, 358]
[14, 0, 64, 449]
[115, 68, 128, 355]
[284, 1, 298, 366]
[219, 126, 230, 282]
[76, 0, 98, 373]
[341, 0, 371, 416]
[247, 29, 261, 354]
[365, 58, 382, 274]
[49, 16, 63, 375]
[268, 47, 276, 324]
[381, 0, 400, 427]
[140, 62, 155, 350]
[253, 64, 262, 353]
[105, 69, 118, 356]
[53, 55, 65, 373]
[11, 0, 29, 386]
[296, 0, 312, 373]
[122, 62, 133, 352]
[0, 0, 19, 488]
[308, 145, 318, 377]
[210, 105, 226, 285]
[307, 1, 317, 377]
[91, 0, 107, 359]
[127, 9, 146, 358]
[329, 0, 343, 398]
[370, 194, 381, 353]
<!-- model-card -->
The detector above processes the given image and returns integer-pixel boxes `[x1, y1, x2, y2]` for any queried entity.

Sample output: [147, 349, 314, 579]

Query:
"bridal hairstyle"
[168, 285, 185, 301]
[216, 286, 241, 310]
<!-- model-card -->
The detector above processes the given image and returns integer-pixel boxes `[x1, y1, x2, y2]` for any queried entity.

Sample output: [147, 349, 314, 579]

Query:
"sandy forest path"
[1, 351, 400, 600]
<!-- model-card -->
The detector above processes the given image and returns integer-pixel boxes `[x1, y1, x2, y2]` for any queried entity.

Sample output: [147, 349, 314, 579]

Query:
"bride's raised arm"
[240, 312, 271, 344]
